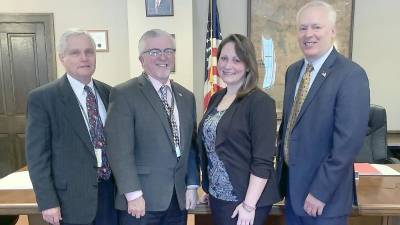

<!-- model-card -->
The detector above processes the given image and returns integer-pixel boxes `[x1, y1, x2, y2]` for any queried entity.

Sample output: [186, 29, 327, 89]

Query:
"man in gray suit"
[105, 29, 199, 225]
[26, 30, 117, 225]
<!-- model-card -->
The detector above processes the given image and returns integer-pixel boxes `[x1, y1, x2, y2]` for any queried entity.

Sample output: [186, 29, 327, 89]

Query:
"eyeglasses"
[142, 48, 176, 57]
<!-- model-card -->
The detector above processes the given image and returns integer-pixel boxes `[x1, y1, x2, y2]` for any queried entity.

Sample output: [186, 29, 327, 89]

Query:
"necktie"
[284, 64, 314, 164]
[159, 85, 181, 157]
[84, 85, 111, 180]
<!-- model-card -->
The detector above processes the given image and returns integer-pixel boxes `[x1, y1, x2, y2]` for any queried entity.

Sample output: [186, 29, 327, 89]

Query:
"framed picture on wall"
[88, 30, 109, 52]
[146, 0, 174, 17]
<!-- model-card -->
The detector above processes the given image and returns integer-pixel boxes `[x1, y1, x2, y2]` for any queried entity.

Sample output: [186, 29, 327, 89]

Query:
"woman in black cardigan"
[199, 34, 281, 225]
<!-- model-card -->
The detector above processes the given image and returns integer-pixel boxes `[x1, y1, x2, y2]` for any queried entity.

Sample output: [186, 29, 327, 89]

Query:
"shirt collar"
[67, 74, 95, 96]
[304, 46, 333, 73]
[146, 73, 172, 92]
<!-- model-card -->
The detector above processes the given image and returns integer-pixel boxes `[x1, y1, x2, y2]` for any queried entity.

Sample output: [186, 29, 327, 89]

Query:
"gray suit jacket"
[25, 75, 111, 224]
[105, 74, 199, 211]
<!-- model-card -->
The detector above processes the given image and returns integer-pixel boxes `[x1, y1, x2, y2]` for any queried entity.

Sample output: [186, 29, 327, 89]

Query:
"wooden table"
[191, 164, 400, 225]
[0, 165, 399, 225]
[0, 189, 44, 225]
[357, 164, 400, 215]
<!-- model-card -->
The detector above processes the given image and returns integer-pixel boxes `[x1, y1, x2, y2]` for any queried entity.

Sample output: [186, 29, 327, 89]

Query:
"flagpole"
[203, 0, 224, 111]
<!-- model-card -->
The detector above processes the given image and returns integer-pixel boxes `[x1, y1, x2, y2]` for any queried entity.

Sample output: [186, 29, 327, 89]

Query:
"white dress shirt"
[147, 74, 181, 139]
[295, 46, 334, 95]
[67, 74, 107, 130]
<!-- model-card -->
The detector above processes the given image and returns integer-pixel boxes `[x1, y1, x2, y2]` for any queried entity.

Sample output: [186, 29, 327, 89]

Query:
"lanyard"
[163, 90, 175, 122]
[74, 87, 103, 144]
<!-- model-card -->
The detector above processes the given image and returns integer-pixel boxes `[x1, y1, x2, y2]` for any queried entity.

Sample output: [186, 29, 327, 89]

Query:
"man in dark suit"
[105, 29, 199, 225]
[277, 1, 370, 225]
[25, 30, 117, 225]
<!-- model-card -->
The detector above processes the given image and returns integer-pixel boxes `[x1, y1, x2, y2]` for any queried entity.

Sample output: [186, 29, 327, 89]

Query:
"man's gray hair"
[138, 29, 176, 55]
[58, 29, 96, 55]
[296, 1, 337, 26]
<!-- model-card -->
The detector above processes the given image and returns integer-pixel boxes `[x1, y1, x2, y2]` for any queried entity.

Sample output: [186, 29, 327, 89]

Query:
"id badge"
[94, 148, 102, 167]
[175, 146, 181, 158]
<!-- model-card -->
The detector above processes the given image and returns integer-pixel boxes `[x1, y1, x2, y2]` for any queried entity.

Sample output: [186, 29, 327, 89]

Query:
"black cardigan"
[198, 88, 282, 206]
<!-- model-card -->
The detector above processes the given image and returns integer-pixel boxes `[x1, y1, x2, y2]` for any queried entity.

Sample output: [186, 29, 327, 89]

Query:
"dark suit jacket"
[105, 74, 199, 211]
[277, 48, 370, 217]
[199, 88, 281, 207]
[25, 75, 111, 224]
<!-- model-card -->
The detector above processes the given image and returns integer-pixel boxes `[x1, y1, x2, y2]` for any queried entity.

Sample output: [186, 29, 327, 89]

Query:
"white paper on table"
[371, 164, 400, 176]
[0, 171, 33, 190]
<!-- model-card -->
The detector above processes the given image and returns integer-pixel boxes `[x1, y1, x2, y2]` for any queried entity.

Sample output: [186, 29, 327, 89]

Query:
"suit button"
[93, 183, 98, 188]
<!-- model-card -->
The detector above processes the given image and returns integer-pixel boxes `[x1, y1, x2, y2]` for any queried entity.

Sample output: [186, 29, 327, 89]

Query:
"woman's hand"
[231, 202, 256, 225]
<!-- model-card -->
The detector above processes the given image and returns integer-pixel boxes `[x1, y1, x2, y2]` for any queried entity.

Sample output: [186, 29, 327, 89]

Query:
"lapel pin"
[321, 71, 327, 77]
[178, 93, 183, 97]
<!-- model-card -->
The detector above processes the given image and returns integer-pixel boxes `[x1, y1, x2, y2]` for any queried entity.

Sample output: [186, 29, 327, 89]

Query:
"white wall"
[0, 0, 130, 86]
[127, 0, 194, 91]
[352, 0, 400, 131]
[2, 0, 398, 131]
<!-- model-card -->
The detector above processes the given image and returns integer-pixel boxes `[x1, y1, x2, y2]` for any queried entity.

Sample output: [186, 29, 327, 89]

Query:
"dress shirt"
[67, 74, 107, 129]
[294, 46, 334, 95]
[147, 74, 181, 136]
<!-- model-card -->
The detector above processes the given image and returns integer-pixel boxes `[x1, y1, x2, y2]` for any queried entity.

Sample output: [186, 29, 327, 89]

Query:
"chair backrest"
[355, 104, 388, 163]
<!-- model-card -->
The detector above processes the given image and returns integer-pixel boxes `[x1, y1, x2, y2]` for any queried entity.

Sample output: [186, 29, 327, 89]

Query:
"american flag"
[203, 0, 224, 111]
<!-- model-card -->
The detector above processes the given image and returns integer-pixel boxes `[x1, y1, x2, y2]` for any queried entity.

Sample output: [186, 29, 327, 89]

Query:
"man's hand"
[127, 196, 146, 219]
[42, 207, 62, 225]
[185, 188, 198, 210]
[304, 193, 325, 217]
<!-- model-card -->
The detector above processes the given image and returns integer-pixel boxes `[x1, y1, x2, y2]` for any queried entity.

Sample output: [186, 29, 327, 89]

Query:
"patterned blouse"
[202, 109, 238, 202]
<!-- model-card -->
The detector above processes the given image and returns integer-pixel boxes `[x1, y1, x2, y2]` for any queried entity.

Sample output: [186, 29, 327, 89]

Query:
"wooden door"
[0, 14, 56, 178]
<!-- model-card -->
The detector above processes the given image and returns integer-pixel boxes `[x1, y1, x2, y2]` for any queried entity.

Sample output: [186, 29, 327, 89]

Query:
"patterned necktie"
[284, 64, 314, 164]
[159, 85, 181, 157]
[84, 85, 111, 180]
